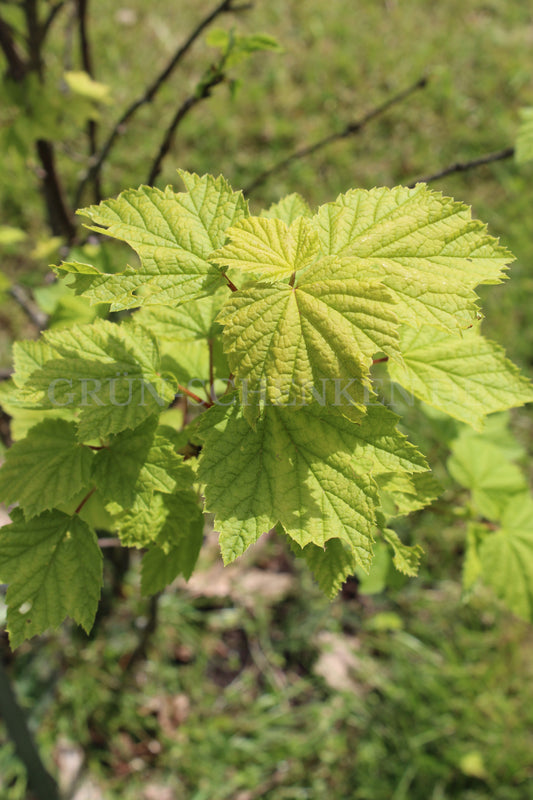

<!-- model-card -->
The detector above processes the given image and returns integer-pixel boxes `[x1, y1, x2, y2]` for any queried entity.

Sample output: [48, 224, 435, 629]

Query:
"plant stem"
[75, 487, 96, 514]
[177, 384, 212, 408]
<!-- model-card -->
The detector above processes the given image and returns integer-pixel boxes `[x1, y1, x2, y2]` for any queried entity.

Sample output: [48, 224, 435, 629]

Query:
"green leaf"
[58, 172, 248, 310]
[15, 320, 174, 440]
[382, 528, 423, 576]
[263, 193, 312, 224]
[0, 509, 102, 647]
[297, 538, 358, 598]
[0, 420, 94, 519]
[211, 216, 320, 282]
[12, 340, 54, 388]
[377, 471, 441, 518]
[314, 184, 511, 330]
[388, 325, 533, 430]
[196, 401, 427, 573]
[109, 489, 201, 550]
[478, 495, 533, 620]
[217, 259, 398, 423]
[141, 502, 204, 595]
[448, 433, 527, 520]
[135, 288, 227, 341]
[206, 29, 282, 68]
[64, 71, 110, 102]
[515, 107, 533, 165]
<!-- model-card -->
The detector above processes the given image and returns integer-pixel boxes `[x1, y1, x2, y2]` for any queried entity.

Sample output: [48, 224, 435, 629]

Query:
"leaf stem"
[372, 356, 389, 365]
[75, 487, 96, 514]
[177, 384, 213, 408]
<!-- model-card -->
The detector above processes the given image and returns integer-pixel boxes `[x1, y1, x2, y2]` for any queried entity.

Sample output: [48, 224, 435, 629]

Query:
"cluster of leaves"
[0, 170, 532, 648]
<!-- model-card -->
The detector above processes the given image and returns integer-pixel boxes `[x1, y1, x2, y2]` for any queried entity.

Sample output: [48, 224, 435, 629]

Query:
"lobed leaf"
[0, 510, 102, 648]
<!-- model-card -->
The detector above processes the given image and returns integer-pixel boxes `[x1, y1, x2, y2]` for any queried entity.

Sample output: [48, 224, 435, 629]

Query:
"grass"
[2, 540, 533, 800]
[1, 0, 533, 797]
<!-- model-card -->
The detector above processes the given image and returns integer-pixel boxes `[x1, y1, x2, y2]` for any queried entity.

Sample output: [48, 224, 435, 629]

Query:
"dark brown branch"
[74, 0, 247, 205]
[408, 146, 515, 187]
[244, 76, 428, 194]
[36, 139, 77, 241]
[25, 0, 44, 76]
[41, 0, 67, 42]
[76, 0, 101, 202]
[146, 68, 225, 185]
[0, 14, 27, 79]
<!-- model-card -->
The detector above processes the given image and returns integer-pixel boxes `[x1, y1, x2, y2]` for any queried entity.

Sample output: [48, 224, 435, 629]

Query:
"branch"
[0, 14, 27, 79]
[76, 0, 101, 202]
[74, 0, 248, 205]
[146, 67, 226, 185]
[41, 1, 67, 43]
[244, 76, 428, 195]
[0, 659, 61, 800]
[408, 146, 515, 187]
[9, 284, 48, 329]
[36, 139, 77, 241]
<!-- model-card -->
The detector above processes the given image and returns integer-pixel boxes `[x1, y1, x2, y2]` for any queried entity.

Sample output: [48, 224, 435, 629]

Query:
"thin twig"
[74, 0, 247, 205]
[41, 0, 67, 42]
[9, 285, 48, 329]
[408, 146, 515, 187]
[146, 68, 225, 185]
[76, 0, 101, 202]
[244, 76, 428, 194]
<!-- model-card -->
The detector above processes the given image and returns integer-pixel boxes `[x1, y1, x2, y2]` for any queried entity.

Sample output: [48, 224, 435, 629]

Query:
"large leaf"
[0, 419, 94, 519]
[314, 184, 511, 330]
[0, 509, 102, 648]
[57, 172, 248, 309]
[217, 258, 399, 423]
[388, 325, 533, 430]
[196, 400, 428, 573]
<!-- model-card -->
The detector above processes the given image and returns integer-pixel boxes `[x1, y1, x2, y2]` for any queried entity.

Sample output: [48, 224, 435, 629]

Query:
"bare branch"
[244, 76, 428, 195]
[76, 0, 101, 201]
[41, 0, 67, 42]
[36, 139, 77, 241]
[9, 284, 48, 329]
[408, 146, 515, 187]
[0, 14, 27, 79]
[74, 0, 249, 206]
[146, 67, 225, 185]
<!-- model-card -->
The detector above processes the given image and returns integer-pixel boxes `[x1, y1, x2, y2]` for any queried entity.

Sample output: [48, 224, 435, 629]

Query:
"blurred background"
[1, 1, 533, 798]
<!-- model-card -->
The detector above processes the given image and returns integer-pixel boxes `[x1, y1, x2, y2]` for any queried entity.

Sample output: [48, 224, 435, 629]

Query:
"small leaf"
[382, 528, 423, 576]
